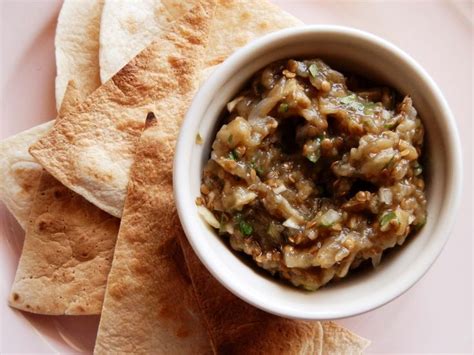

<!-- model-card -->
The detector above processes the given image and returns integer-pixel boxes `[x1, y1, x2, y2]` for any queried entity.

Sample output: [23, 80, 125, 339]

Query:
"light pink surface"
[0, 0, 472, 353]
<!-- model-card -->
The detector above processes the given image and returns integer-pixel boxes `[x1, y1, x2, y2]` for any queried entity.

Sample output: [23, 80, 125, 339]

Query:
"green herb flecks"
[308, 63, 319, 78]
[250, 161, 264, 176]
[278, 102, 289, 113]
[228, 149, 239, 160]
[318, 209, 341, 228]
[379, 211, 397, 227]
[363, 102, 377, 115]
[238, 219, 253, 236]
[340, 93, 365, 112]
[305, 137, 322, 164]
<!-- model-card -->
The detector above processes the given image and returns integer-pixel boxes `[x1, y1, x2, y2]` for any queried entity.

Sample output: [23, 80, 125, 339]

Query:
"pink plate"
[1, 1, 472, 353]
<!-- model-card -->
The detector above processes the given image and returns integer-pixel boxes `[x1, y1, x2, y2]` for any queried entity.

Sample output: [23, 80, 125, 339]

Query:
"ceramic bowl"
[174, 25, 462, 320]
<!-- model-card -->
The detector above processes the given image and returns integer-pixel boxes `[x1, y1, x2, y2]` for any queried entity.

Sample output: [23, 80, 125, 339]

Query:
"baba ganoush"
[197, 58, 427, 290]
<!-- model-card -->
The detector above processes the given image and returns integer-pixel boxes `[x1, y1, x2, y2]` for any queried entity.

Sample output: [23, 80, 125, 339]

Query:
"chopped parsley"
[379, 211, 397, 227]
[235, 213, 253, 236]
[305, 137, 322, 164]
[340, 93, 365, 112]
[363, 102, 377, 114]
[278, 102, 289, 113]
[228, 149, 239, 160]
[250, 161, 264, 176]
[239, 219, 253, 236]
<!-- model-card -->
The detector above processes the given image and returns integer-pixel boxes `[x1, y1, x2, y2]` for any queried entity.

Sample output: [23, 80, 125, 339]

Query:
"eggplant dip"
[197, 58, 427, 290]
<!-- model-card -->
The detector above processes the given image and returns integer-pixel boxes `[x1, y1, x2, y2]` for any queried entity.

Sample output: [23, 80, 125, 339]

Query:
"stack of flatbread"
[0, 0, 371, 353]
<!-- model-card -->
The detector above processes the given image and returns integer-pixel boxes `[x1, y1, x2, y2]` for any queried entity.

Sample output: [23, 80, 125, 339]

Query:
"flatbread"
[55, 0, 104, 109]
[94, 119, 213, 354]
[9, 82, 120, 315]
[0, 121, 54, 229]
[205, 0, 303, 67]
[99, 0, 196, 81]
[32, 0, 303, 218]
[100, 0, 302, 80]
[8, 173, 120, 315]
[178, 235, 324, 354]
[94, 3, 214, 353]
[321, 322, 371, 354]
[31, 2, 208, 217]
[0, 71, 93, 229]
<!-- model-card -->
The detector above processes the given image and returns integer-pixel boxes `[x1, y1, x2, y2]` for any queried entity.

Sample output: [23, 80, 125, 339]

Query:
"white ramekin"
[174, 26, 462, 320]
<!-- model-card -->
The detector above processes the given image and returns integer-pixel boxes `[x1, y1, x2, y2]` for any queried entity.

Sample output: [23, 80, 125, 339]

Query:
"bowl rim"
[174, 25, 463, 319]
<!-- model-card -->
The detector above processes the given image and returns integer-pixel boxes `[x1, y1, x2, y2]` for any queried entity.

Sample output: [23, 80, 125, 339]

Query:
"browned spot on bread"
[115, 119, 145, 136]
[63, 130, 76, 143]
[109, 282, 128, 301]
[75, 305, 86, 313]
[12, 293, 20, 301]
[72, 234, 96, 261]
[219, 0, 235, 8]
[53, 189, 63, 199]
[207, 55, 227, 67]
[168, 55, 185, 72]
[131, 256, 152, 276]
[168, 56, 192, 93]
[258, 21, 270, 30]
[36, 213, 65, 234]
[240, 11, 251, 21]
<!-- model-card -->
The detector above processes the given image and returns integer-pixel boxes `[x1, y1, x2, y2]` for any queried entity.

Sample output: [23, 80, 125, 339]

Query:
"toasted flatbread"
[99, 0, 197, 81]
[9, 82, 120, 315]
[8, 172, 120, 315]
[321, 322, 371, 355]
[178, 235, 324, 354]
[55, 0, 104, 109]
[31, 0, 302, 218]
[0, 121, 54, 229]
[205, 0, 302, 67]
[94, 3, 214, 353]
[100, 0, 301, 80]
